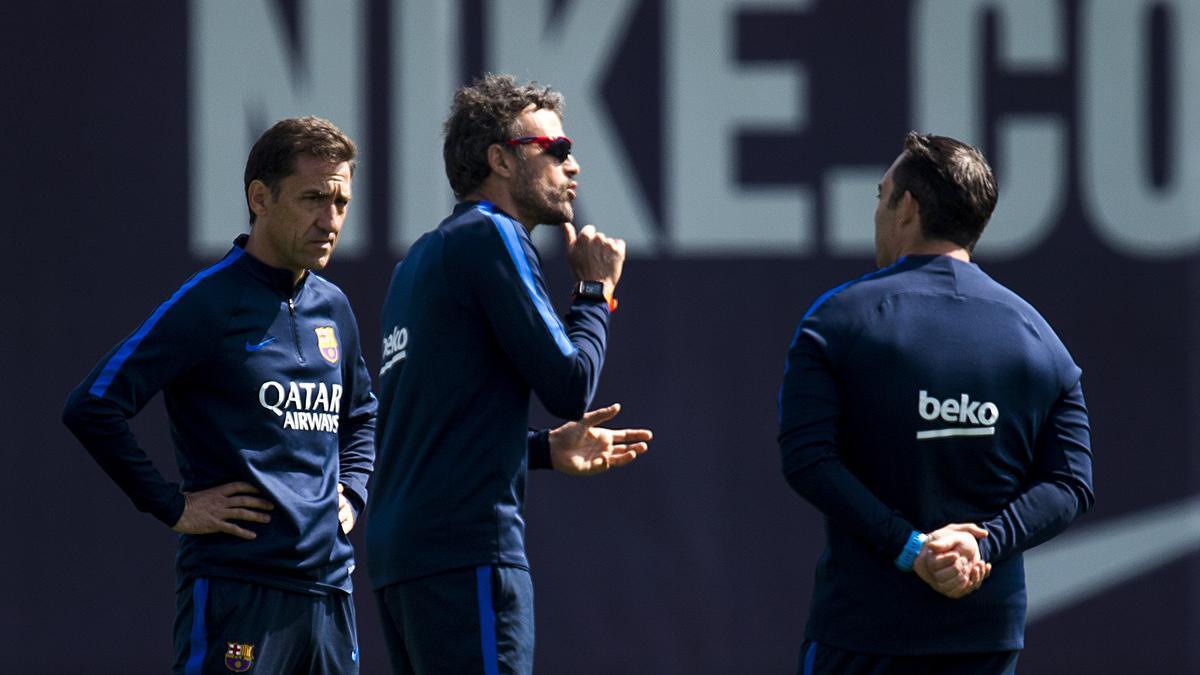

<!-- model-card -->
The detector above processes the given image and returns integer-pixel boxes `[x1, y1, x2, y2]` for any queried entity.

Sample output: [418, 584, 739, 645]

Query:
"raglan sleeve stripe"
[90, 248, 244, 397]
[489, 214, 575, 356]
[454, 206, 608, 420]
[64, 252, 241, 525]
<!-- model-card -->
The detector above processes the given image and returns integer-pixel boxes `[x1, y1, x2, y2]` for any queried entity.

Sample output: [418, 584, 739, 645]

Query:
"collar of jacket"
[231, 233, 310, 298]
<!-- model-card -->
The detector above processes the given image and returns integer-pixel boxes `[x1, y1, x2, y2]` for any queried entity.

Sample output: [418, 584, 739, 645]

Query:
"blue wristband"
[895, 530, 928, 571]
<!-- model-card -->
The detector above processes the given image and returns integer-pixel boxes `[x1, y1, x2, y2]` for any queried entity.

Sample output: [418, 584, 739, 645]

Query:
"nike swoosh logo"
[245, 336, 277, 352]
[1024, 496, 1200, 622]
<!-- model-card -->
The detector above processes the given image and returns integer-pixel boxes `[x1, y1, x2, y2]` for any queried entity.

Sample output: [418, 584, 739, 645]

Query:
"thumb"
[579, 403, 620, 428]
[562, 222, 577, 246]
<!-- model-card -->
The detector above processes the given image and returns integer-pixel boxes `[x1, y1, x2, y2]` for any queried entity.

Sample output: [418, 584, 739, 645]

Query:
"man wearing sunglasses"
[367, 73, 646, 674]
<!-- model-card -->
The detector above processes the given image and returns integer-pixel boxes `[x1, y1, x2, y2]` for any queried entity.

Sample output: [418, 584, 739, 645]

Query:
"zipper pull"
[288, 298, 295, 314]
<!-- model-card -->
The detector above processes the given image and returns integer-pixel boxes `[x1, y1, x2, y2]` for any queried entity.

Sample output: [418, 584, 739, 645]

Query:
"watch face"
[582, 281, 604, 296]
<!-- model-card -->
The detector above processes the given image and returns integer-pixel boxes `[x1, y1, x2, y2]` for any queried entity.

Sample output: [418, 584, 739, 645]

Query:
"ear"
[487, 144, 516, 179]
[897, 190, 920, 227]
[247, 180, 273, 221]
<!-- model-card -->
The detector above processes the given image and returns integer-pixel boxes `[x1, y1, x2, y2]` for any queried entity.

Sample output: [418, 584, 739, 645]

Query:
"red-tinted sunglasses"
[504, 135, 573, 162]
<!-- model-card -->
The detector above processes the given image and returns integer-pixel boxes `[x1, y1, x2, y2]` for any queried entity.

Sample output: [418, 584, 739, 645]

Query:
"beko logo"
[380, 326, 408, 377]
[916, 390, 998, 440]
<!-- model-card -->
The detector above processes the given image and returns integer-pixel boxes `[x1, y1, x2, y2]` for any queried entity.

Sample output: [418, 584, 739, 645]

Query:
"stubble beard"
[512, 163, 573, 227]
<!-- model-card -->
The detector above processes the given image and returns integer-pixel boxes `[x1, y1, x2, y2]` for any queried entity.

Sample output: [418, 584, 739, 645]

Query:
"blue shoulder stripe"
[779, 257, 911, 424]
[480, 204, 575, 357]
[801, 256, 908, 321]
[88, 247, 244, 398]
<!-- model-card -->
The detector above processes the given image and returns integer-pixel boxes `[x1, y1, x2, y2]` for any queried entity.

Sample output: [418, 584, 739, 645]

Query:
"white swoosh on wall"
[1025, 496, 1200, 622]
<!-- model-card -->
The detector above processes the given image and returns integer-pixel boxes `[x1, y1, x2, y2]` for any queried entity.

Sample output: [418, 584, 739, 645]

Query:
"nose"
[317, 203, 342, 234]
[564, 153, 580, 175]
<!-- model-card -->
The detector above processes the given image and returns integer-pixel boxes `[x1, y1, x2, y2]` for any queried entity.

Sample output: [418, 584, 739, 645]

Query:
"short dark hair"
[443, 73, 565, 200]
[889, 131, 998, 251]
[243, 116, 357, 224]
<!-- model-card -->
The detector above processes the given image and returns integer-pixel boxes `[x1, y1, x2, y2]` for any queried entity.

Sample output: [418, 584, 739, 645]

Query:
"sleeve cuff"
[977, 529, 993, 562]
[527, 428, 552, 470]
[570, 295, 614, 316]
[154, 489, 187, 528]
[341, 484, 366, 519]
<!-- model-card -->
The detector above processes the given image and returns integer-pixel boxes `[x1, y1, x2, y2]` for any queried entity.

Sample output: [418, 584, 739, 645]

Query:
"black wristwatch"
[571, 280, 607, 302]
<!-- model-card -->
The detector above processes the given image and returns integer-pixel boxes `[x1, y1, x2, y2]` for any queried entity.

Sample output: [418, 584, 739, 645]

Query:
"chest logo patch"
[315, 326, 339, 364]
[225, 642, 254, 672]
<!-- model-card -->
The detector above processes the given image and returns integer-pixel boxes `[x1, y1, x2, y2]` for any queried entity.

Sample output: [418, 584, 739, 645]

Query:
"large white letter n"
[189, 0, 367, 258]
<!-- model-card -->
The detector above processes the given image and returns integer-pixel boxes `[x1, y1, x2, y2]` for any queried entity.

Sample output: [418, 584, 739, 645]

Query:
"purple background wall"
[7, 1, 1199, 673]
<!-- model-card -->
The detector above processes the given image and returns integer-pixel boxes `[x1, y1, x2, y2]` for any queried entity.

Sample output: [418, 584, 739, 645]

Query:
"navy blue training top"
[366, 201, 609, 588]
[63, 235, 377, 595]
[778, 255, 1094, 654]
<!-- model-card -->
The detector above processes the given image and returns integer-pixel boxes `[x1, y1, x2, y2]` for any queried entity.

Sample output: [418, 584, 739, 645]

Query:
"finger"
[610, 429, 653, 443]
[589, 455, 610, 471]
[611, 442, 649, 456]
[963, 574, 984, 595]
[929, 548, 960, 562]
[219, 482, 261, 496]
[913, 564, 934, 587]
[228, 496, 274, 510]
[228, 508, 271, 524]
[613, 238, 626, 256]
[936, 581, 969, 599]
[926, 536, 977, 556]
[926, 556, 958, 572]
[218, 521, 258, 540]
[605, 450, 641, 468]
[931, 562, 961, 581]
[580, 403, 620, 427]
[932, 566, 964, 584]
[338, 484, 345, 494]
[923, 543, 958, 559]
[561, 222, 577, 246]
[938, 581, 970, 598]
[939, 576, 973, 596]
[967, 565, 983, 586]
[579, 224, 596, 238]
[933, 557, 969, 579]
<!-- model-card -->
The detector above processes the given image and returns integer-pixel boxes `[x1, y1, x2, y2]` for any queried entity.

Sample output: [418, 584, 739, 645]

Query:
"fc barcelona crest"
[225, 642, 254, 672]
[315, 326, 340, 364]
